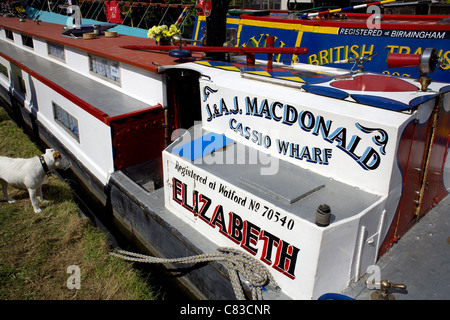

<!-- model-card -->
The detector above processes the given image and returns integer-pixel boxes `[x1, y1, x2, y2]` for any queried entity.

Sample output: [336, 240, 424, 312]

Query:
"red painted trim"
[0, 27, 159, 74]
[240, 13, 450, 31]
[122, 45, 309, 55]
[106, 103, 164, 125]
[441, 132, 450, 174]
[345, 13, 446, 22]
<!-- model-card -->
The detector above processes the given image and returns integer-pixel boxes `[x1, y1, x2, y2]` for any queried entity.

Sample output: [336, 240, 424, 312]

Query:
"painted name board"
[202, 84, 389, 172]
[166, 160, 301, 280]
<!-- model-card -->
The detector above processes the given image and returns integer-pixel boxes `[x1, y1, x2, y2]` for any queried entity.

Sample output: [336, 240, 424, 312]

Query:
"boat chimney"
[315, 204, 331, 227]
[387, 48, 439, 91]
[204, 0, 230, 61]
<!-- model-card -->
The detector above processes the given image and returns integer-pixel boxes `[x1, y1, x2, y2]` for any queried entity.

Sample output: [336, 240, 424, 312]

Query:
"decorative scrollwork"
[203, 86, 218, 102]
[356, 123, 388, 155]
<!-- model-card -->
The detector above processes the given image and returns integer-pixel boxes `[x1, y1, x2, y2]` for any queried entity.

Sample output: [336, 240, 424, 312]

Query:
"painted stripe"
[351, 94, 410, 111]
[302, 85, 349, 100]
[239, 18, 306, 31]
[300, 0, 396, 18]
[409, 94, 439, 108]
[232, 13, 450, 31]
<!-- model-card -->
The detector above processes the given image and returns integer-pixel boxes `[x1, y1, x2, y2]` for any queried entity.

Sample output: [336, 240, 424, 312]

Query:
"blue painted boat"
[192, 9, 450, 82]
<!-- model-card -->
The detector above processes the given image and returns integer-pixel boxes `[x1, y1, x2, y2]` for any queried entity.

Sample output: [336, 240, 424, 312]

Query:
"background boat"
[17, 0, 450, 81]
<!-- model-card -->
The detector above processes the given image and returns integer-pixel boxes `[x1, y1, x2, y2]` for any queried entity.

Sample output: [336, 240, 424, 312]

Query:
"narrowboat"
[0, 0, 449, 300]
[193, 0, 450, 82]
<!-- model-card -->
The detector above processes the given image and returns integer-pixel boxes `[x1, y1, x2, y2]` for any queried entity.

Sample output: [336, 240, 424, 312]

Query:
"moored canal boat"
[192, 1, 450, 82]
[0, 1, 449, 300]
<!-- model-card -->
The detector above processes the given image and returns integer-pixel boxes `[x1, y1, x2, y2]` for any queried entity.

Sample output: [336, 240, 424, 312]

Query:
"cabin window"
[5, 29, 13, 41]
[21, 35, 34, 49]
[53, 102, 80, 142]
[0, 64, 8, 80]
[89, 55, 120, 84]
[47, 42, 65, 61]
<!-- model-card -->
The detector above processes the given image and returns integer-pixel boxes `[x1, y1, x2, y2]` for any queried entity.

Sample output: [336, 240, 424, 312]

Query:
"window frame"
[88, 54, 121, 85]
[52, 101, 80, 142]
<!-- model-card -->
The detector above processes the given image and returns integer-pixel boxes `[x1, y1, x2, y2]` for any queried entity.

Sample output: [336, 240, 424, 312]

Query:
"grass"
[0, 107, 158, 300]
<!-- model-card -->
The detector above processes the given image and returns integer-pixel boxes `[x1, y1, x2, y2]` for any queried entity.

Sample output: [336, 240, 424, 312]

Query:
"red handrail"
[121, 45, 309, 55]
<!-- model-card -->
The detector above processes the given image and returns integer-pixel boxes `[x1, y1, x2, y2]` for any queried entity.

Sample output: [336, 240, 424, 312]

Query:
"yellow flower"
[147, 24, 181, 41]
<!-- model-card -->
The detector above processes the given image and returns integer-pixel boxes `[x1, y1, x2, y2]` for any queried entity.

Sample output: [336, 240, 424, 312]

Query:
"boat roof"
[0, 16, 205, 124]
[0, 17, 186, 74]
[0, 38, 157, 123]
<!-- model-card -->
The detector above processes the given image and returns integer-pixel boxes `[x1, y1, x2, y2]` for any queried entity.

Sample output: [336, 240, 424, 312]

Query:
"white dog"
[0, 148, 70, 213]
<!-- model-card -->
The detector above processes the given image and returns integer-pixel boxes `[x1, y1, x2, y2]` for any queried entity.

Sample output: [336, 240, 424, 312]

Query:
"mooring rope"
[110, 247, 280, 300]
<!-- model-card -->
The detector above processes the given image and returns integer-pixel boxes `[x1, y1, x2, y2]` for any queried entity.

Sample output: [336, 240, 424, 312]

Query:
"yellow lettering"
[442, 51, 450, 70]
[361, 44, 373, 57]
[319, 49, 329, 65]
[386, 45, 399, 54]
[334, 46, 345, 61]
[398, 46, 410, 54]
[361, 44, 374, 57]
[350, 45, 359, 58]
[413, 47, 422, 55]
[274, 40, 285, 62]
[382, 70, 411, 78]
[247, 34, 265, 47]
[308, 54, 319, 65]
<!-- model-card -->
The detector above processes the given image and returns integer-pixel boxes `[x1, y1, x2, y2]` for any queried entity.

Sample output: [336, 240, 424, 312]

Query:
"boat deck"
[345, 193, 450, 300]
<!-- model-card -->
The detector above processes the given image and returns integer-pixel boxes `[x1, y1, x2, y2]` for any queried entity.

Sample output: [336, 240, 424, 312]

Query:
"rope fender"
[110, 247, 280, 300]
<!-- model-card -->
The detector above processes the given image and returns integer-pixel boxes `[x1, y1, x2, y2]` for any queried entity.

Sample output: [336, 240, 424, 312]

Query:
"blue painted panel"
[351, 94, 411, 111]
[302, 85, 349, 99]
[172, 132, 234, 161]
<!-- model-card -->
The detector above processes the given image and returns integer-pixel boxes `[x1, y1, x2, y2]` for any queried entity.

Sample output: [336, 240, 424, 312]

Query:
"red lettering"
[171, 177, 300, 279]
[242, 221, 260, 256]
[210, 205, 228, 235]
[273, 240, 300, 279]
[198, 194, 212, 222]
[182, 184, 197, 213]
[172, 177, 183, 204]
[228, 211, 244, 244]
[259, 230, 280, 266]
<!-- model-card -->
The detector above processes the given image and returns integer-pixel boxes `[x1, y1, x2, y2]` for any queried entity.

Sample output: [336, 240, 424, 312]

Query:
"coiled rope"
[110, 247, 280, 300]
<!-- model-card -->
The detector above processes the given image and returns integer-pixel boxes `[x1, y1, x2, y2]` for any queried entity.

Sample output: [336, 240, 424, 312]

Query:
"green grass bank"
[0, 107, 160, 300]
